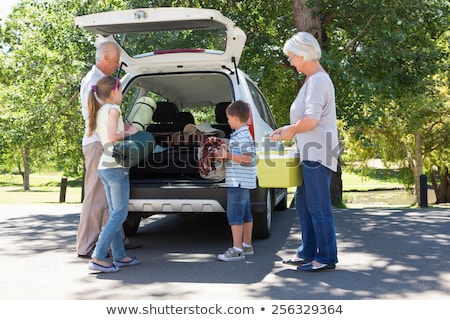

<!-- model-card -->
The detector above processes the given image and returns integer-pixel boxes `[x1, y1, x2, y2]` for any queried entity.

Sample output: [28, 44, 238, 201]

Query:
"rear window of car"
[114, 29, 228, 58]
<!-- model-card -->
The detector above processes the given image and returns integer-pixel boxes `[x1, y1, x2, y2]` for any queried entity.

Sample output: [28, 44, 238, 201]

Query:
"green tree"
[314, 0, 450, 204]
[0, 0, 127, 189]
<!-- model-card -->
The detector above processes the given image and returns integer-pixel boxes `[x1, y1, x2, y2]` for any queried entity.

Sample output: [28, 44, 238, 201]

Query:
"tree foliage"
[314, 0, 450, 203]
[0, 0, 127, 188]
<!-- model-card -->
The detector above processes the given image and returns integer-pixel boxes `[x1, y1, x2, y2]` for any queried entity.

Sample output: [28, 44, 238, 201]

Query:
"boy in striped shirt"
[214, 100, 257, 261]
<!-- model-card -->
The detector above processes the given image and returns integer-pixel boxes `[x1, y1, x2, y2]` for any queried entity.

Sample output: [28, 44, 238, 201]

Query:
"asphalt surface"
[0, 203, 449, 301]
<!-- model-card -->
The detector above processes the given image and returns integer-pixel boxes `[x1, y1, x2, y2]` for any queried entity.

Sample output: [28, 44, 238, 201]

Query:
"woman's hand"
[124, 119, 133, 131]
[270, 125, 295, 141]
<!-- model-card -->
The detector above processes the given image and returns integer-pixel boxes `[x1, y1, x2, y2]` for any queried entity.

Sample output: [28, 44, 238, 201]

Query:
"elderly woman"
[271, 32, 340, 272]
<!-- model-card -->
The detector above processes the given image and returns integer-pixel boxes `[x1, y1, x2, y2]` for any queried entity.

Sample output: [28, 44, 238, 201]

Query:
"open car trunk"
[123, 71, 234, 184]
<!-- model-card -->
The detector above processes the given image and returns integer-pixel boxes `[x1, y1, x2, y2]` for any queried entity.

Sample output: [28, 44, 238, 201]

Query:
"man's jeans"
[92, 167, 130, 261]
[295, 161, 338, 265]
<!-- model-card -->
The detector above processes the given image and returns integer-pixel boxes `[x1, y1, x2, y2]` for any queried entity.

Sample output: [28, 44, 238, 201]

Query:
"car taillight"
[247, 108, 255, 141]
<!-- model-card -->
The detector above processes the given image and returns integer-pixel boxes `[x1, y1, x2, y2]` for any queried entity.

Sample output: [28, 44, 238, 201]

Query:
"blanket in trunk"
[113, 131, 156, 167]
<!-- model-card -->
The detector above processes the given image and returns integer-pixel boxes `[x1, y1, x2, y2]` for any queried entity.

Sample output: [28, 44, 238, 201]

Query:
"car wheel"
[253, 189, 272, 239]
[274, 190, 288, 211]
[123, 212, 141, 236]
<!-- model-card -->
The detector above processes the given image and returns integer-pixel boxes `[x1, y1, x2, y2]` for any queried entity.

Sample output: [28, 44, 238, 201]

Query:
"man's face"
[106, 50, 121, 75]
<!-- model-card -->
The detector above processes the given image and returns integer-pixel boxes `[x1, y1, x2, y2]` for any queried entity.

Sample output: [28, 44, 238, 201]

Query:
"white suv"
[75, 7, 287, 238]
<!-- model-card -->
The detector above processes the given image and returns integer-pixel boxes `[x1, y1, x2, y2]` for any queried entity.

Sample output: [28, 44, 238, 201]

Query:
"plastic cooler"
[256, 148, 302, 188]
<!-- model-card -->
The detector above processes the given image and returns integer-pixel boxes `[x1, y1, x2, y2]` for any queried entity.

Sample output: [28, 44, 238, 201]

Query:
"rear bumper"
[128, 182, 271, 214]
[129, 199, 226, 213]
[129, 182, 227, 213]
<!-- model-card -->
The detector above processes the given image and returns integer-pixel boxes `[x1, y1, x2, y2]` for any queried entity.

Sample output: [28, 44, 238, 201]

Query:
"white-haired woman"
[271, 32, 340, 272]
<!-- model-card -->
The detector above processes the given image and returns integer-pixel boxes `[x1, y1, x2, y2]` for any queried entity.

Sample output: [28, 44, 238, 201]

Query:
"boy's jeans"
[295, 161, 338, 265]
[226, 187, 253, 225]
[92, 167, 130, 261]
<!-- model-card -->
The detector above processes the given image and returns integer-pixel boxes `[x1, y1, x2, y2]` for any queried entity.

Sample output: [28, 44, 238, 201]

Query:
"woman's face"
[287, 51, 305, 73]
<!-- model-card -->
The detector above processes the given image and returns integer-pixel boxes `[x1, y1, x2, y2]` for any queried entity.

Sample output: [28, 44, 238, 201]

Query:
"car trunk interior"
[125, 71, 233, 182]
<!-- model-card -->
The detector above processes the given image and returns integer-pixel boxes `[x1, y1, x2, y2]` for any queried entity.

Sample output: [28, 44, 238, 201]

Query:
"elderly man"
[76, 41, 140, 258]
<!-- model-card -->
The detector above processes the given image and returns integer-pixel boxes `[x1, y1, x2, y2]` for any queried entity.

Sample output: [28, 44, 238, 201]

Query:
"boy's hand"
[213, 147, 227, 159]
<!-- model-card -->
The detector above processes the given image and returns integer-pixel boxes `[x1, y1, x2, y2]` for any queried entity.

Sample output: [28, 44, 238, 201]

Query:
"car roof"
[74, 7, 247, 73]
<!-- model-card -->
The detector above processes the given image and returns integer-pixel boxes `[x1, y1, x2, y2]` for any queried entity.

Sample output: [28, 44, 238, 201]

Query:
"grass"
[342, 168, 405, 191]
[341, 166, 417, 207]
[0, 166, 413, 206]
[0, 171, 82, 204]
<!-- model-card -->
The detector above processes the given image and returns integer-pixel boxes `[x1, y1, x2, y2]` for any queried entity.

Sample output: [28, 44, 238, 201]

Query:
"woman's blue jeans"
[92, 167, 130, 261]
[295, 161, 338, 265]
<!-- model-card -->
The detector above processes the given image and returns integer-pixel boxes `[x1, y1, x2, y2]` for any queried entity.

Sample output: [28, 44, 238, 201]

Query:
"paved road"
[0, 203, 449, 301]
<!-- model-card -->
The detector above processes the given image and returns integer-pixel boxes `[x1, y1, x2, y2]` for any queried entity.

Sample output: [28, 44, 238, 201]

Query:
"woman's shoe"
[114, 257, 140, 267]
[297, 262, 335, 272]
[88, 260, 120, 273]
[282, 255, 311, 266]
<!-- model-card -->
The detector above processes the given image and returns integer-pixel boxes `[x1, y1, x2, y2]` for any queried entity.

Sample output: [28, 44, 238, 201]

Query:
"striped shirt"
[225, 126, 256, 189]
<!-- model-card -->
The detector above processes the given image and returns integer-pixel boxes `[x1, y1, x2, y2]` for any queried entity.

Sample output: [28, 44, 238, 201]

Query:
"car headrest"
[152, 102, 178, 123]
[175, 111, 195, 125]
[215, 101, 231, 124]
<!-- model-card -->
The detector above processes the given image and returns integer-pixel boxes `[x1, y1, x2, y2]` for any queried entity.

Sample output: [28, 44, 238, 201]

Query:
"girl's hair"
[87, 76, 121, 137]
[283, 32, 321, 62]
[226, 100, 249, 123]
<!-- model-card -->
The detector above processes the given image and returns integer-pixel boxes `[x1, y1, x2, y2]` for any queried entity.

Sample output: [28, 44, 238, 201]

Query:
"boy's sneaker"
[243, 245, 254, 256]
[217, 248, 245, 261]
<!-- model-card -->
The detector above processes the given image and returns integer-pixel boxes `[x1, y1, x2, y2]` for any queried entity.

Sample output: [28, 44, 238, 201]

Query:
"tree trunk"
[446, 168, 450, 202]
[330, 163, 343, 207]
[430, 168, 439, 203]
[21, 147, 31, 191]
[430, 166, 450, 203]
[292, 0, 322, 40]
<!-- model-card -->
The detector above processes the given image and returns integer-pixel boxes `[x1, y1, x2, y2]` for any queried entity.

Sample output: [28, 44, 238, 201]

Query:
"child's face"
[109, 87, 123, 105]
[226, 113, 243, 130]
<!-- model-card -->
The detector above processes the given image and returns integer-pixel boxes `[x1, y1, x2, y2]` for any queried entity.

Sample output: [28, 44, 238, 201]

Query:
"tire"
[274, 189, 288, 211]
[252, 189, 273, 239]
[123, 212, 141, 236]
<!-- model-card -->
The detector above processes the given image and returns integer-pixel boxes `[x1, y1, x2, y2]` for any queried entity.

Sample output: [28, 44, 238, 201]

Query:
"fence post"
[419, 174, 428, 208]
[59, 176, 67, 203]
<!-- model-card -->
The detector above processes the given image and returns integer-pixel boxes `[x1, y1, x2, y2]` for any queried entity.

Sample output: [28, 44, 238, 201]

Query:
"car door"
[74, 7, 246, 74]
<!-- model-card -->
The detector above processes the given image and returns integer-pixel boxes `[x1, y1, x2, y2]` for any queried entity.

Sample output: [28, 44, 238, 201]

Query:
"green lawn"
[0, 172, 82, 204]
[342, 169, 404, 191]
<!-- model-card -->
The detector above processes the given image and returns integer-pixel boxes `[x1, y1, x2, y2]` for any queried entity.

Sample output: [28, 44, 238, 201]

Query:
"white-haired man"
[77, 41, 140, 258]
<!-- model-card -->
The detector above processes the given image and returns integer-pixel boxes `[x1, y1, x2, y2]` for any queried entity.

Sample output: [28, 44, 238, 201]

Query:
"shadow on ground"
[0, 204, 449, 299]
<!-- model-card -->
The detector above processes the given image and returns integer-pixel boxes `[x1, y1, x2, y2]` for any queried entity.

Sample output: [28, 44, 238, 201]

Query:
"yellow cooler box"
[256, 149, 303, 188]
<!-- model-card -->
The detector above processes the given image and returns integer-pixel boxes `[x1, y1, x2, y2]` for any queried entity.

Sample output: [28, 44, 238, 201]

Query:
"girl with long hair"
[87, 76, 140, 273]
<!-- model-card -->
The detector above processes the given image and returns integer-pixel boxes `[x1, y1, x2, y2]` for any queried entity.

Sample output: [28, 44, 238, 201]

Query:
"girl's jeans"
[92, 167, 130, 261]
[295, 161, 338, 265]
